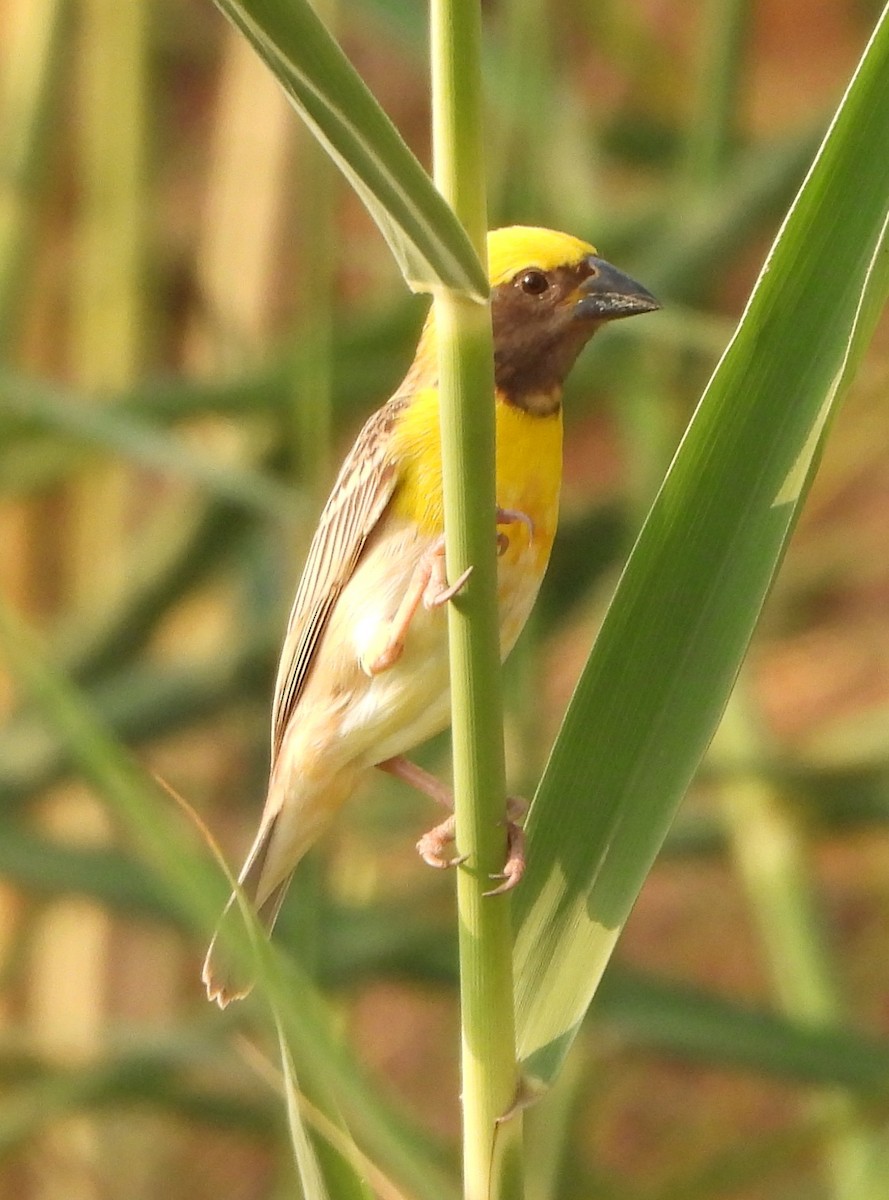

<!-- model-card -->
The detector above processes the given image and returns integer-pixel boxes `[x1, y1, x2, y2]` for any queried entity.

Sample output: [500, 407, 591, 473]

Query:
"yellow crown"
[486, 226, 596, 287]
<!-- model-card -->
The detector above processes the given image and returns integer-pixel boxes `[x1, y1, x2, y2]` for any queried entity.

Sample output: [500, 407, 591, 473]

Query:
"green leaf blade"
[514, 7, 889, 1087]
[0, 370, 296, 517]
[215, 0, 488, 299]
[0, 598, 457, 1200]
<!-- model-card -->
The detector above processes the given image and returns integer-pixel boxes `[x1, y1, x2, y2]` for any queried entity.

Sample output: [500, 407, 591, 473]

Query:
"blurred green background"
[1, 0, 889, 1197]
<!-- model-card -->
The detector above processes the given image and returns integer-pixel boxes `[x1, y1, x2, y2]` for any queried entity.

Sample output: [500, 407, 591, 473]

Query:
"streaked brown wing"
[270, 398, 405, 761]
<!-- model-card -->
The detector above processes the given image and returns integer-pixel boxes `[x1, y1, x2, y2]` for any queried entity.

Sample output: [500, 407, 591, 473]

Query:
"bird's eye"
[518, 269, 549, 296]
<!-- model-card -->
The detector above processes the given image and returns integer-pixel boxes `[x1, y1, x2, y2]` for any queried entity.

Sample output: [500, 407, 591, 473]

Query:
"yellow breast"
[389, 386, 563, 574]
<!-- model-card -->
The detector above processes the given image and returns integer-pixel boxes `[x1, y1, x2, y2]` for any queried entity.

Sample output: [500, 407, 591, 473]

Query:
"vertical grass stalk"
[430, 2, 523, 1198]
[682, 0, 750, 194]
[289, 0, 338, 506]
[0, 0, 66, 349]
[193, 26, 292, 365]
[715, 689, 889, 1199]
[69, 0, 147, 600]
[56, 4, 152, 1198]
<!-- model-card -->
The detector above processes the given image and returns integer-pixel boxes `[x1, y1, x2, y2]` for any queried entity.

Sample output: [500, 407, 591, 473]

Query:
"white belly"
[335, 535, 544, 768]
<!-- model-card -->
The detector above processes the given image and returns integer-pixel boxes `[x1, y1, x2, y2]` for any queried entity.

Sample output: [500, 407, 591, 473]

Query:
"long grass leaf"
[513, 8, 889, 1088]
[0, 599, 458, 1200]
[0, 371, 295, 517]
[214, 0, 487, 299]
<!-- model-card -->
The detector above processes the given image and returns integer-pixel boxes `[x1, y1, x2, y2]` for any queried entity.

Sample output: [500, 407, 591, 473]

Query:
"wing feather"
[270, 399, 405, 760]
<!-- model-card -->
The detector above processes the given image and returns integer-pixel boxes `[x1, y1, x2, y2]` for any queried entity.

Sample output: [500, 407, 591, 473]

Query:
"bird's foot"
[378, 758, 527, 890]
[496, 507, 535, 555]
[416, 814, 467, 869]
[424, 564, 473, 608]
[423, 536, 472, 609]
[483, 795, 527, 896]
[361, 539, 471, 675]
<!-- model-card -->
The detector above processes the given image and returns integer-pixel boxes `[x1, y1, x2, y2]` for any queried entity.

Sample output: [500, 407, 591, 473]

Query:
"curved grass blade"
[0, 599, 457, 1200]
[214, 0, 487, 300]
[596, 970, 889, 1096]
[513, 8, 889, 1088]
[0, 1031, 281, 1150]
[0, 371, 295, 518]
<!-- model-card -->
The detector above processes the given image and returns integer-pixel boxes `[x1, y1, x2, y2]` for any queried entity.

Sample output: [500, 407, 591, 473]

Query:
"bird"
[203, 225, 659, 1005]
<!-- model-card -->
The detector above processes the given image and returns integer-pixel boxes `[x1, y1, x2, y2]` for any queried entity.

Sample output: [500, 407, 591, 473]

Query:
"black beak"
[573, 256, 660, 320]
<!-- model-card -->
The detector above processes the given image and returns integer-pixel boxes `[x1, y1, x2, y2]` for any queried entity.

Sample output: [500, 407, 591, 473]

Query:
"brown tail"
[202, 813, 291, 1007]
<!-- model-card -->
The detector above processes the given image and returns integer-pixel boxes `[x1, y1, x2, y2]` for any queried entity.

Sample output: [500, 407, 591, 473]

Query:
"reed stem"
[430, 1, 523, 1196]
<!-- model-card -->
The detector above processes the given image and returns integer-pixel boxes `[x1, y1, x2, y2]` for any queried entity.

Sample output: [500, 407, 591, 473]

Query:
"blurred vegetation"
[1, 1, 889, 1198]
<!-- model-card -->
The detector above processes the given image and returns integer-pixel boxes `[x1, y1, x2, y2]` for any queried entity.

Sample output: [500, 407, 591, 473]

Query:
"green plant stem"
[73, 0, 146, 391]
[430, 2, 523, 1198]
[682, 0, 750, 194]
[290, 149, 335, 506]
[71, 0, 147, 611]
[290, 0, 338, 508]
[487, 0, 551, 220]
[0, 0, 66, 350]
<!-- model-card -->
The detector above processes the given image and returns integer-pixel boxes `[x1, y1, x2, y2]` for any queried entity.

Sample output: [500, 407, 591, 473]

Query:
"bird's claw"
[417, 796, 527, 892]
[417, 815, 468, 869]
[483, 807, 526, 896]
[425, 564, 473, 609]
[496, 507, 535, 555]
[361, 542, 472, 675]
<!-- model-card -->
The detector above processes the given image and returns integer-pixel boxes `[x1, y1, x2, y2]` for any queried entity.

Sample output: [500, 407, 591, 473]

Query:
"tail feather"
[202, 812, 292, 1007]
[202, 770, 351, 1005]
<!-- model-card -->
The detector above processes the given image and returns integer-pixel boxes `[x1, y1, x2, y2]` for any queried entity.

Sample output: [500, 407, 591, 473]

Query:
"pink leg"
[378, 756, 464, 868]
[377, 755, 526, 891]
[365, 538, 472, 676]
[368, 509, 530, 674]
[422, 537, 473, 610]
[378, 754, 453, 808]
